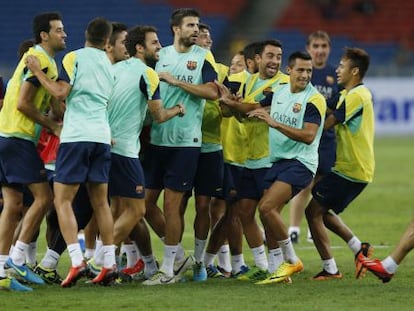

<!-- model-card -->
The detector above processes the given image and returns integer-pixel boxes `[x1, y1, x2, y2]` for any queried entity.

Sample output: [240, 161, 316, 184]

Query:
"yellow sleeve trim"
[309, 93, 327, 117]
[62, 52, 77, 82]
[145, 67, 160, 98]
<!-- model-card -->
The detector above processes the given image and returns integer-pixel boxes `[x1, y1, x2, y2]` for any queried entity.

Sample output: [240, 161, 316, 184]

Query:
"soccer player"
[33, 22, 129, 285]
[244, 42, 261, 74]
[246, 51, 326, 284]
[142, 8, 218, 285]
[82, 21, 129, 261]
[107, 24, 184, 281]
[203, 41, 261, 278]
[217, 40, 290, 281]
[26, 17, 117, 287]
[229, 51, 246, 75]
[305, 47, 374, 280]
[288, 30, 341, 243]
[357, 219, 414, 283]
[186, 22, 228, 281]
[0, 12, 66, 291]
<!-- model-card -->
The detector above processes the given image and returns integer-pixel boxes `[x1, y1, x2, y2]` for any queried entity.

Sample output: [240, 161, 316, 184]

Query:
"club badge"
[187, 61, 197, 70]
[292, 103, 302, 113]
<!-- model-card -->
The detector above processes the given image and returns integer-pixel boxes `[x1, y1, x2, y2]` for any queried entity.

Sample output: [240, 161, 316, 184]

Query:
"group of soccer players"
[0, 7, 396, 292]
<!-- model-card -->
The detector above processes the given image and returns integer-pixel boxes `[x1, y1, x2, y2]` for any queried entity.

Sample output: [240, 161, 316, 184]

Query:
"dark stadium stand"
[0, 0, 245, 77]
[272, 0, 414, 70]
[0, 0, 410, 77]
[164, 0, 246, 17]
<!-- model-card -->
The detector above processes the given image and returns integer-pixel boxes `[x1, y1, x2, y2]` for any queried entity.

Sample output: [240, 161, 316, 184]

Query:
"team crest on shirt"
[135, 185, 144, 194]
[326, 75, 335, 85]
[187, 61, 197, 70]
[292, 103, 302, 113]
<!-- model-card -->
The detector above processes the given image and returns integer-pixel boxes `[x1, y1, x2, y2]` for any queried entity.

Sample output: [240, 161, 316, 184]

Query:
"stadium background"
[0, 0, 413, 135]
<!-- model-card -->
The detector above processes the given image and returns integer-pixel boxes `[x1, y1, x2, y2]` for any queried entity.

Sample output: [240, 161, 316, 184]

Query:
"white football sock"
[278, 238, 298, 264]
[40, 248, 60, 269]
[231, 254, 246, 274]
[102, 245, 116, 268]
[322, 258, 338, 274]
[204, 252, 216, 266]
[251, 245, 268, 270]
[67, 243, 84, 267]
[268, 248, 284, 273]
[11, 241, 28, 266]
[382, 256, 398, 274]
[160, 245, 178, 277]
[217, 244, 232, 272]
[347, 236, 362, 255]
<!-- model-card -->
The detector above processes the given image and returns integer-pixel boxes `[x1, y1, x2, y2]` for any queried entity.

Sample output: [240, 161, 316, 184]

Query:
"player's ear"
[136, 44, 144, 54]
[40, 31, 49, 42]
[351, 67, 359, 76]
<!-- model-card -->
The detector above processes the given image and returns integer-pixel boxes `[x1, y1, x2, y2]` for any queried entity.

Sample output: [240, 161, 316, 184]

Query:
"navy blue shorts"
[144, 144, 200, 192]
[193, 150, 224, 197]
[0, 136, 47, 184]
[264, 159, 313, 197]
[109, 153, 145, 199]
[318, 135, 336, 175]
[215, 163, 243, 202]
[238, 167, 269, 201]
[312, 172, 367, 214]
[55, 142, 111, 184]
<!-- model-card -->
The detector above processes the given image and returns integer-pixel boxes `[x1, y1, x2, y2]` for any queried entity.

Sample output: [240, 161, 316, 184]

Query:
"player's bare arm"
[148, 99, 185, 123]
[158, 71, 218, 100]
[25, 55, 71, 102]
[324, 113, 339, 130]
[247, 108, 319, 145]
[17, 81, 62, 137]
[215, 80, 259, 114]
[49, 97, 65, 120]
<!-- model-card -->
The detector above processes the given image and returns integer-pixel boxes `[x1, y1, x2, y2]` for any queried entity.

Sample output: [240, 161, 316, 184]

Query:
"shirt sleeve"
[140, 67, 161, 101]
[303, 102, 322, 125]
[259, 92, 273, 107]
[333, 100, 346, 123]
[59, 52, 77, 84]
[201, 50, 218, 83]
[223, 77, 242, 95]
[339, 91, 364, 124]
[23, 51, 51, 87]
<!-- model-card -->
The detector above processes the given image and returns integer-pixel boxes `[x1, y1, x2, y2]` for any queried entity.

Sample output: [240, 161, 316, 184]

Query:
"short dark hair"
[256, 39, 283, 56]
[198, 23, 210, 32]
[109, 22, 127, 46]
[288, 51, 312, 67]
[85, 17, 112, 46]
[342, 47, 370, 78]
[169, 8, 200, 34]
[33, 12, 63, 44]
[243, 41, 261, 61]
[125, 25, 158, 57]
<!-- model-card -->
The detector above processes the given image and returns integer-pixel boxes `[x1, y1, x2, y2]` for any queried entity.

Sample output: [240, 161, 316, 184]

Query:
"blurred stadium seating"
[272, 0, 414, 74]
[0, 0, 246, 78]
[0, 0, 411, 78]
